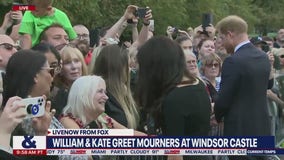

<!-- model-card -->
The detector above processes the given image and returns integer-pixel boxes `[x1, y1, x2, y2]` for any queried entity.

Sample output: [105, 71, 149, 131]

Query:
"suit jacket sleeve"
[214, 57, 240, 122]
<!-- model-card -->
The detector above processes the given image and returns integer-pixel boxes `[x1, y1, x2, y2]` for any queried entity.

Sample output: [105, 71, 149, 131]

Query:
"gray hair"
[183, 49, 196, 58]
[62, 75, 105, 125]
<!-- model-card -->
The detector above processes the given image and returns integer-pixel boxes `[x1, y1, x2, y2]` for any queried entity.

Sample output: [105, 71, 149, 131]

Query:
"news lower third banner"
[12, 129, 284, 156]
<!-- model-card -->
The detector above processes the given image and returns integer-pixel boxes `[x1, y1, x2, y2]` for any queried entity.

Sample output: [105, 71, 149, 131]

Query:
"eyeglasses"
[206, 63, 219, 68]
[41, 67, 55, 77]
[0, 43, 17, 51]
[76, 34, 89, 40]
[50, 63, 62, 74]
[279, 55, 284, 58]
[187, 60, 196, 64]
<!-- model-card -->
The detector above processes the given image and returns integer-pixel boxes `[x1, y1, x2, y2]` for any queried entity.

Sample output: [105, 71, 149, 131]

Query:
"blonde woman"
[92, 44, 139, 129]
[51, 46, 88, 118]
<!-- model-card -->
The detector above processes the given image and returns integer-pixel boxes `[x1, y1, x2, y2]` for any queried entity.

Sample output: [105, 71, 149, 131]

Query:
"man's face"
[42, 27, 69, 51]
[180, 39, 193, 51]
[277, 29, 284, 42]
[72, 25, 90, 56]
[218, 32, 234, 54]
[0, 35, 17, 70]
[265, 40, 273, 49]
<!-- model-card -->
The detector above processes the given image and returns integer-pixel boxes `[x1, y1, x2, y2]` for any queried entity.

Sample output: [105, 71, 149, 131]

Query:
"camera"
[20, 96, 46, 119]
[135, 8, 148, 18]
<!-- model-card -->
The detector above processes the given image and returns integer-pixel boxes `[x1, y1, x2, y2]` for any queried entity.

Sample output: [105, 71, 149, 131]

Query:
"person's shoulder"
[59, 114, 81, 129]
[21, 11, 35, 21]
[23, 11, 33, 16]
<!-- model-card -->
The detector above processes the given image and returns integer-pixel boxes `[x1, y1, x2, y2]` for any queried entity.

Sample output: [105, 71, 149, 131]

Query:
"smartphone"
[20, 96, 46, 119]
[202, 13, 213, 30]
[135, 8, 148, 18]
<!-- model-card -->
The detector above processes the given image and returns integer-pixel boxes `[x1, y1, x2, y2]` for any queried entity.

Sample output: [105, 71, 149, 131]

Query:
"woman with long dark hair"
[136, 36, 211, 160]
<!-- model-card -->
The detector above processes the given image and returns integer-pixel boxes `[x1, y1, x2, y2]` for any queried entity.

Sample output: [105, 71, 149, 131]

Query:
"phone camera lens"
[26, 104, 33, 114]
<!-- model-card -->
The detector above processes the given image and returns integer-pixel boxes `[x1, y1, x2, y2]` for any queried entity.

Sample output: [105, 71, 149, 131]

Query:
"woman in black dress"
[135, 36, 211, 160]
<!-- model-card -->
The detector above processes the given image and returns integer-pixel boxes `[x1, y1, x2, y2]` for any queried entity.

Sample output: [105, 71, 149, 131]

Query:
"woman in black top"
[135, 36, 211, 160]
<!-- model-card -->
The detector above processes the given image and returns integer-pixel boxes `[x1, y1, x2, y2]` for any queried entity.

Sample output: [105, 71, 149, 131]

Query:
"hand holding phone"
[18, 96, 46, 119]
[0, 96, 26, 134]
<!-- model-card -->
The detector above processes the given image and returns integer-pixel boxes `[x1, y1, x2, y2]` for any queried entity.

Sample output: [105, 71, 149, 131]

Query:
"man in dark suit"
[214, 15, 272, 136]
[214, 15, 275, 160]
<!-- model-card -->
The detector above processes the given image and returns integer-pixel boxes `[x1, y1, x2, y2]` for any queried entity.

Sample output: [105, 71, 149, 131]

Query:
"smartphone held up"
[17, 96, 46, 119]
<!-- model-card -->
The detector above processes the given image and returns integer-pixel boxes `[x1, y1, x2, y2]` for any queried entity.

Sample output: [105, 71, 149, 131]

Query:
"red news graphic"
[164, 150, 180, 154]
[70, 150, 87, 154]
[13, 149, 46, 156]
[12, 5, 35, 11]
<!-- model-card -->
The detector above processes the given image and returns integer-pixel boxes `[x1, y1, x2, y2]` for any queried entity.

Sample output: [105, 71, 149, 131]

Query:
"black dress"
[162, 80, 211, 136]
[162, 80, 212, 160]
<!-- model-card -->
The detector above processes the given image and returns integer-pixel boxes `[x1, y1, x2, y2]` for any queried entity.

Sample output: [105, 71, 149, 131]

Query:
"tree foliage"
[0, 0, 283, 36]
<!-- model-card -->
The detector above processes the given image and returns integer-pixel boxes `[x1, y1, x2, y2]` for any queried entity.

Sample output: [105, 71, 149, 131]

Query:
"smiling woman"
[59, 75, 108, 128]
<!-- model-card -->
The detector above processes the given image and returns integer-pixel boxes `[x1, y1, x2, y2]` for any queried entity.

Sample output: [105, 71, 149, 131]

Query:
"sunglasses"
[50, 63, 62, 74]
[0, 43, 17, 51]
[206, 63, 219, 68]
[41, 67, 55, 77]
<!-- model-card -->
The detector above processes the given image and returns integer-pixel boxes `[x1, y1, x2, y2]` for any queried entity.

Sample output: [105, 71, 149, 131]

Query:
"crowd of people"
[0, 0, 284, 160]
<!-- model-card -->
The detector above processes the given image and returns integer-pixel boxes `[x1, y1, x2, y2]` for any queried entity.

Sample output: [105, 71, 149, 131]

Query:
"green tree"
[1, 0, 283, 36]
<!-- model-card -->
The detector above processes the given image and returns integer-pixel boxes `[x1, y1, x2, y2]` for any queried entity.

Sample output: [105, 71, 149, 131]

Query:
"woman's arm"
[103, 5, 137, 39]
